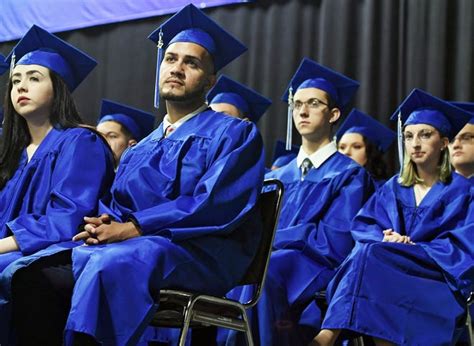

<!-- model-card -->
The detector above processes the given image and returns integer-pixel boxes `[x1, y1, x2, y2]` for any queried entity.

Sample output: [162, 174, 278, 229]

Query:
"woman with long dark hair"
[336, 108, 396, 187]
[0, 24, 114, 271]
[312, 89, 474, 345]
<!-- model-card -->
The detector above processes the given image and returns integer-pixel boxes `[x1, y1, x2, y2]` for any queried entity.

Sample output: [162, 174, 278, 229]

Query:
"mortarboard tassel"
[9, 51, 15, 78]
[154, 29, 164, 109]
[286, 86, 294, 151]
[397, 111, 404, 178]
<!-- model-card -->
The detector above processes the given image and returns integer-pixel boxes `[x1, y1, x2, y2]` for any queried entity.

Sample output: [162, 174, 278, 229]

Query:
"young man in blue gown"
[222, 58, 374, 346]
[9, 4, 265, 345]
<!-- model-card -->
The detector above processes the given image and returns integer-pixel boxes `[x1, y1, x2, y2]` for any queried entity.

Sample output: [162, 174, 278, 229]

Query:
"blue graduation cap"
[336, 108, 396, 153]
[390, 89, 472, 141]
[271, 139, 298, 168]
[282, 58, 359, 109]
[451, 101, 474, 124]
[281, 58, 359, 150]
[206, 75, 271, 123]
[390, 88, 473, 174]
[0, 54, 8, 76]
[5, 25, 97, 92]
[148, 4, 247, 109]
[98, 99, 155, 141]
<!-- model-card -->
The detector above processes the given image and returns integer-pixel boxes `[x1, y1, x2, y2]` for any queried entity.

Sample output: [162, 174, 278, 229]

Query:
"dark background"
[1, 0, 473, 171]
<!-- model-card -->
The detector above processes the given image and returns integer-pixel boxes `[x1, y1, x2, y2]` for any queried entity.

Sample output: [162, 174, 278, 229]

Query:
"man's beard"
[161, 84, 207, 102]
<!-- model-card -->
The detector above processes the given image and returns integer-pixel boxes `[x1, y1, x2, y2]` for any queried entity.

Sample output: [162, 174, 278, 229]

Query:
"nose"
[296, 104, 309, 118]
[169, 61, 185, 77]
[450, 137, 462, 149]
[15, 79, 27, 92]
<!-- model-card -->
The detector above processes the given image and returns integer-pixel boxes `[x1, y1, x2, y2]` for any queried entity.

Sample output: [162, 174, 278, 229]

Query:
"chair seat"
[150, 290, 249, 331]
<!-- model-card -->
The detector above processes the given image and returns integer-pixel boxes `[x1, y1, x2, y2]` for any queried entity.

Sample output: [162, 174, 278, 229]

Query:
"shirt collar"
[162, 104, 208, 134]
[296, 141, 337, 169]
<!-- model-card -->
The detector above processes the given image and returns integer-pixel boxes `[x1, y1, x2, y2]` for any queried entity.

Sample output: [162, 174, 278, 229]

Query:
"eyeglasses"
[450, 133, 474, 145]
[293, 98, 328, 111]
[403, 130, 436, 142]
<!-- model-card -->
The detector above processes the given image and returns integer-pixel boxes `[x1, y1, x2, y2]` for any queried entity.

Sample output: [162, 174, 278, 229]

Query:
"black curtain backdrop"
[1, 0, 473, 172]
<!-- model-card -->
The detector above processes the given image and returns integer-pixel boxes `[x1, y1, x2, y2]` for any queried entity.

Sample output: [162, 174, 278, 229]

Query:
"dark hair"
[0, 68, 84, 189]
[363, 137, 390, 181]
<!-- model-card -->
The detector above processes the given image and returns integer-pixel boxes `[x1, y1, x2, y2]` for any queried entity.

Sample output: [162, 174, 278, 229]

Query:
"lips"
[17, 96, 30, 103]
[165, 78, 184, 86]
[452, 151, 463, 157]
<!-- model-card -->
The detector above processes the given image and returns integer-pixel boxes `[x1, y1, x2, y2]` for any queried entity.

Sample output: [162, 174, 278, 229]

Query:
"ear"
[207, 74, 216, 89]
[441, 136, 449, 150]
[328, 107, 341, 124]
[128, 139, 137, 147]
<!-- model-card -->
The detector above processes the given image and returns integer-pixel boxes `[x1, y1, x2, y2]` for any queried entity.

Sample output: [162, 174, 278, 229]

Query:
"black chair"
[148, 179, 284, 346]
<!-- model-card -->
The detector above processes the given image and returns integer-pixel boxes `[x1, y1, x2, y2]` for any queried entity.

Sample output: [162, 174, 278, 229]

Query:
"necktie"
[301, 158, 313, 180]
[165, 125, 175, 137]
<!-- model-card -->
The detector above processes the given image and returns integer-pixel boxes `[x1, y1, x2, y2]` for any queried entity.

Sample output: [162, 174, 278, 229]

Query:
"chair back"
[239, 178, 284, 308]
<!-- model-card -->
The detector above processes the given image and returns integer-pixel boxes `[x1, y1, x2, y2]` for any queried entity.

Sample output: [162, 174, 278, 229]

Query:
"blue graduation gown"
[63, 110, 265, 345]
[322, 174, 474, 345]
[0, 127, 115, 342]
[223, 152, 374, 346]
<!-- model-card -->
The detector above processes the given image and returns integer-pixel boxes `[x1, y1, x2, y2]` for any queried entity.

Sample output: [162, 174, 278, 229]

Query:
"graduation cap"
[206, 75, 271, 123]
[0, 54, 8, 76]
[271, 139, 298, 168]
[148, 4, 247, 109]
[336, 108, 396, 153]
[98, 99, 155, 141]
[451, 101, 474, 124]
[281, 58, 359, 150]
[5, 25, 97, 91]
[391, 89, 472, 140]
[390, 88, 473, 173]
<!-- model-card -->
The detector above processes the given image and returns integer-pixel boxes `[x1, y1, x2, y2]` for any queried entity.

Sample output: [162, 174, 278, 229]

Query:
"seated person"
[0, 24, 114, 343]
[336, 108, 396, 187]
[450, 102, 474, 181]
[207, 74, 271, 122]
[96, 99, 155, 165]
[222, 58, 374, 346]
[313, 89, 474, 346]
[9, 4, 265, 346]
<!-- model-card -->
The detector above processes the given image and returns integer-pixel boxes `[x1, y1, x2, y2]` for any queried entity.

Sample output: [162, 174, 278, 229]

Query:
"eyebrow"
[11, 70, 45, 78]
[165, 52, 203, 63]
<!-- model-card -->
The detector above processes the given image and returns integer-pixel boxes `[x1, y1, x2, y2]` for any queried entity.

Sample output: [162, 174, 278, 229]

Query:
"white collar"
[162, 104, 208, 135]
[296, 141, 337, 169]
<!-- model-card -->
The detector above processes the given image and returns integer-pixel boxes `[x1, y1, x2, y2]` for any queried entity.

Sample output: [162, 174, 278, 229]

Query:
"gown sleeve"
[7, 130, 114, 254]
[130, 120, 265, 241]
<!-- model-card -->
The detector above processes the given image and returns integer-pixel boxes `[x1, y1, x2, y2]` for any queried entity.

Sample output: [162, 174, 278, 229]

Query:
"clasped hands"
[73, 214, 141, 245]
[382, 228, 415, 245]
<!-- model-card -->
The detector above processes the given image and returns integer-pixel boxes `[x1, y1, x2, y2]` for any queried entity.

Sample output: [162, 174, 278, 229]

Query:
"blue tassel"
[286, 86, 294, 151]
[154, 29, 164, 109]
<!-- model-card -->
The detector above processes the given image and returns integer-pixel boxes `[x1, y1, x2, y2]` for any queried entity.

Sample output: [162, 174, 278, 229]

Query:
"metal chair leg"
[466, 308, 474, 346]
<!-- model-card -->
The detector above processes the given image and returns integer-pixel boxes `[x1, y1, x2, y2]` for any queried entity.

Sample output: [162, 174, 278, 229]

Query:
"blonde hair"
[399, 146, 451, 186]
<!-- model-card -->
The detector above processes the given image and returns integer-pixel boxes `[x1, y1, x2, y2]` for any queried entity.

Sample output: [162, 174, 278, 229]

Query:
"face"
[159, 42, 215, 103]
[10, 64, 54, 121]
[96, 121, 136, 162]
[292, 88, 340, 140]
[210, 103, 243, 118]
[404, 124, 448, 168]
[449, 123, 474, 175]
[338, 132, 368, 166]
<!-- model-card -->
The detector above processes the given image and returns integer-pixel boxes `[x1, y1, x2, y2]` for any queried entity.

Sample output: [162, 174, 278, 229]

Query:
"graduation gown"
[0, 127, 114, 342]
[322, 173, 474, 345]
[63, 110, 265, 345]
[223, 152, 374, 346]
